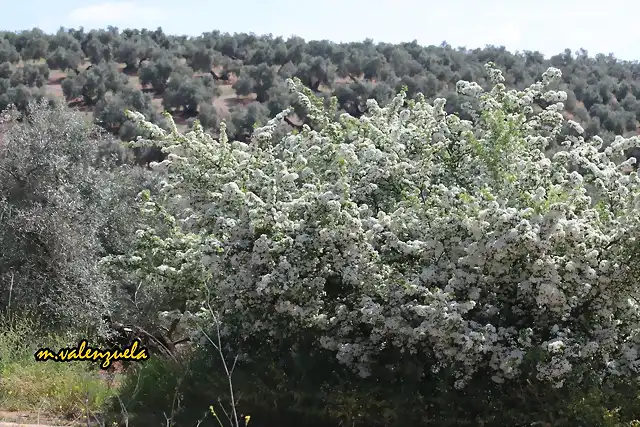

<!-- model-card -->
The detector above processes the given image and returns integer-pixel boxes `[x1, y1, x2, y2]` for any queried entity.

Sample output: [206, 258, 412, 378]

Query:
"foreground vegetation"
[2, 26, 640, 427]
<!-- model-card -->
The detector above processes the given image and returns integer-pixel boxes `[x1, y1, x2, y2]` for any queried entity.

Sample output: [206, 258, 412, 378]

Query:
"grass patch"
[0, 315, 122, 423]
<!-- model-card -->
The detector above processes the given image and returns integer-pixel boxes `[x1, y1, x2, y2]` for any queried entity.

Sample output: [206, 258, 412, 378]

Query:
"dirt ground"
[0, 411, 94, 427]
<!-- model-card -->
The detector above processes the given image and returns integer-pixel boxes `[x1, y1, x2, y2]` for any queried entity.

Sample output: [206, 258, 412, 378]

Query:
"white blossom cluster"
[107, 64, 640, 389]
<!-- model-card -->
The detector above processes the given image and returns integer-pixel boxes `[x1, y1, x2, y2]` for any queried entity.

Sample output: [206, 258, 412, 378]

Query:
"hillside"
[2, 28, 640, 165]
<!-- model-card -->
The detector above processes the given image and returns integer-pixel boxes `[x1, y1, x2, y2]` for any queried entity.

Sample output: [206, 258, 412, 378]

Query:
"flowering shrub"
[104, 63, 640, 394]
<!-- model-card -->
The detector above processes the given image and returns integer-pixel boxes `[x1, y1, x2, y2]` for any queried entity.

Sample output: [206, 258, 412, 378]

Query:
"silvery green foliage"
[0, 100, 116, 333]
[105, 63, 640, 389]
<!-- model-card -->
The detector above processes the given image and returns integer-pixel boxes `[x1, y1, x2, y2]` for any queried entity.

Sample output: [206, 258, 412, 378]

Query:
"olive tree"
[0, 100, 128, 333]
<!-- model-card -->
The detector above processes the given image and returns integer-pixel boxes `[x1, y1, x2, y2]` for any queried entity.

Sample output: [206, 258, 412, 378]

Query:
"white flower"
[547, 340, 565, 353]
[110, 64, 640, 391]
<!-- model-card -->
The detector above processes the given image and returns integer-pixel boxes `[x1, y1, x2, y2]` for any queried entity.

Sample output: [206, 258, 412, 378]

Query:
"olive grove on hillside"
[3, 28, 640, 167]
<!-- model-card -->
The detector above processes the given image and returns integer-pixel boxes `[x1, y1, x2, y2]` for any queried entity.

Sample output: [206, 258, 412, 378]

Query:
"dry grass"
[0, 317, 122, 426]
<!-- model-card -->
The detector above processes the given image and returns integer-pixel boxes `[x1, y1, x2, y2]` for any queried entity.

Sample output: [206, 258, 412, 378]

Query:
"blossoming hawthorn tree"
[102, 62, 640, 392]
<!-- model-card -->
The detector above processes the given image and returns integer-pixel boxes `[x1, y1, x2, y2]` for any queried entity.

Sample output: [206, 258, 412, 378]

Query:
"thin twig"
[197, 288, 241, 427]
[7, 271, 14, 316]
[116, 395, 130, 427]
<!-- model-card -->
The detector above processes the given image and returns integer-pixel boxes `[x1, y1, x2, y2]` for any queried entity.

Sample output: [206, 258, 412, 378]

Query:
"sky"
[1, 0, 639, 60]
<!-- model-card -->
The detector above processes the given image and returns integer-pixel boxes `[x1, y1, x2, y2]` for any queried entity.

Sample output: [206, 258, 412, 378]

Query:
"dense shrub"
[104, 64, 640, 425]
[0, 100, 145, 334]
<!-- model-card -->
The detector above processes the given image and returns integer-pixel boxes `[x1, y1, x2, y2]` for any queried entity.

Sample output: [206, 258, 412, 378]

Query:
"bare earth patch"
[0, 411, 96, 427]
[214, 82, 239, 117]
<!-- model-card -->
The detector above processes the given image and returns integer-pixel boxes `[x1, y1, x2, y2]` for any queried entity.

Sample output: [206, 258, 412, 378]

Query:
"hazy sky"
[1, 0, 639, 60]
